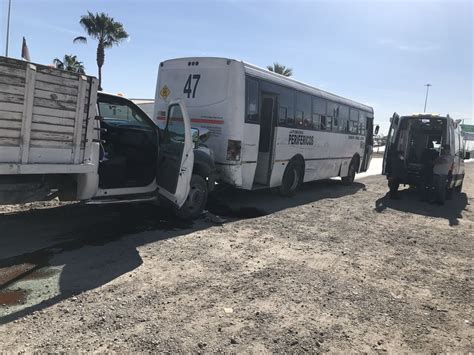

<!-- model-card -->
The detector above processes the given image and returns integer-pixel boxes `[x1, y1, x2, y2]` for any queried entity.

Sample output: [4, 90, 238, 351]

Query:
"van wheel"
[174, 174, 208, 220]
[341, 160, 357, 185]
[279, 161, 302, 197]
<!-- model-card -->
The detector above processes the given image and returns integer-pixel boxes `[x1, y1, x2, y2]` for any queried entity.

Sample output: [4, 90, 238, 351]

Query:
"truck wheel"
[341, 159, 357, 185]
[279, 161, 302, 197]
[174, 174, 208, 220]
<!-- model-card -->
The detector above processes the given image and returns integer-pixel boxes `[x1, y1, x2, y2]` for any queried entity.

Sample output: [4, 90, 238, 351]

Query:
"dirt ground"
[0, 163, 472, 352]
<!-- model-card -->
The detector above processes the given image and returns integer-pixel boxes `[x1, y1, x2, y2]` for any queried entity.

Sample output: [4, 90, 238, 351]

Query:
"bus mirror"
[191, 128, 200, 149]
[374, 125, 380, 135]
[465, 151, 471, 160]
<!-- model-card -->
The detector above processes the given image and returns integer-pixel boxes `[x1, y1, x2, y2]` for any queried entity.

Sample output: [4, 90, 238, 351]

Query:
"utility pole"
[423, 83, 431, 113]
[5, 0, 12, 56]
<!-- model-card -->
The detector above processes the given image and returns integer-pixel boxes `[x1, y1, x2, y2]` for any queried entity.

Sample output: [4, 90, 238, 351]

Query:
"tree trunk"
[97, 65, 102, 91]
[96, 42, 105, 91]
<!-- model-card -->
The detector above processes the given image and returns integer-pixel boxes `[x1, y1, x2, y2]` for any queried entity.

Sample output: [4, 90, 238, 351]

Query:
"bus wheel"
[341, 160, 357, 185]
[279, 161, 302, 197]
[174, 174, 208, 220]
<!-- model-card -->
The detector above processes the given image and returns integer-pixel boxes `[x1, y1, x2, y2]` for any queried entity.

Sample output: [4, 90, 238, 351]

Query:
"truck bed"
[0, 56, 98, 174]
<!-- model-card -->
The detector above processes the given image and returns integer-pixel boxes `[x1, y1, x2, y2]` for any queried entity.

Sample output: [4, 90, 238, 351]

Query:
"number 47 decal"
[183, 74, 201, 98]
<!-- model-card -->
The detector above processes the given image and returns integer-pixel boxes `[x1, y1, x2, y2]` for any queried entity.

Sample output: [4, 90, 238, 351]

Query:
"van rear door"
[156, 100, 194, 207]
[382, 112, 400, 175]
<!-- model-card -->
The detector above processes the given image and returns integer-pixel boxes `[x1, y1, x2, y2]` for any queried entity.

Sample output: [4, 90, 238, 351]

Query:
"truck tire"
[174, 174, 208, 220]
[279, 161, 303, 197]
[341, 159, 357, 185]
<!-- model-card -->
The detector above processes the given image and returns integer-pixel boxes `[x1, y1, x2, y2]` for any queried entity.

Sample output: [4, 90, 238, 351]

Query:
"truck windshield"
[98, 101, 151, 129]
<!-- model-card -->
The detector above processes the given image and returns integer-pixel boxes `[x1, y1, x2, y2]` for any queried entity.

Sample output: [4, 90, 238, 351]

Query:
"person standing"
[432, 145, 453, 205]
[420, 141, 439, 201]
[388, 150, 406, 199]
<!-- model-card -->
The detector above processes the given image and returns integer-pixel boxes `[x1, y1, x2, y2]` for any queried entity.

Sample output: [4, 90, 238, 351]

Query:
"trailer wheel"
[279, 161, 303, 197]
[174, 174, 208, 220]
[341, 159, 357, 185]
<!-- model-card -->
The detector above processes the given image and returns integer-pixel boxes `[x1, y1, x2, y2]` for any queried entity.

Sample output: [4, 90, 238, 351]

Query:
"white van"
[383, 113, 469, 193]
[154, 57, 376, 195]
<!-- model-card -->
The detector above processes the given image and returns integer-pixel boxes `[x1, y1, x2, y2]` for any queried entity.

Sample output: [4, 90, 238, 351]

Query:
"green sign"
[461, 124, 474, 133]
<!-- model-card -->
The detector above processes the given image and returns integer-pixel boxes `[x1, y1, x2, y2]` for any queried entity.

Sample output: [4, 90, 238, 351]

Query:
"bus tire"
[341, 159, 357, 185]
[279, 161, 303, 197]
[174, 174, 208, 220]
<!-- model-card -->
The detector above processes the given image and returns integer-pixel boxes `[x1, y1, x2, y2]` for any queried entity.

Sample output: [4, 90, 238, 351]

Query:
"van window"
[245, 78, 259, 123]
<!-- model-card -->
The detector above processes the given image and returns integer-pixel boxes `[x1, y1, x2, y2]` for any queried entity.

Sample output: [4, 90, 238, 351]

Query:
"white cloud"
[378, 38, 440, 53]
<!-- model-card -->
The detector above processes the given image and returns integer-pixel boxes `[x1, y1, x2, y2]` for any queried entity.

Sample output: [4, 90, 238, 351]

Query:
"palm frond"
[73, 36, 87, 44]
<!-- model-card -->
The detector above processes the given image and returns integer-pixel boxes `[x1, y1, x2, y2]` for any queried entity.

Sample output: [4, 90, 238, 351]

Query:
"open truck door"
[382, 112, 400, 175]
[156, 100, 194, 207]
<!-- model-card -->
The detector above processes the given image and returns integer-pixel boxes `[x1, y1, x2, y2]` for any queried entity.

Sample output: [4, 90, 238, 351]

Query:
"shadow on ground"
[0, 179, 364, 324]
[374, 188, 469, 226]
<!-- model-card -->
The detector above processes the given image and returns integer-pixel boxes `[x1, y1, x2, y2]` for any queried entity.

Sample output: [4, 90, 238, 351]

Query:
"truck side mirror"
[374, 125, 380, 135]
[191, 128, 200, 149]
[465, 151, 471, 160]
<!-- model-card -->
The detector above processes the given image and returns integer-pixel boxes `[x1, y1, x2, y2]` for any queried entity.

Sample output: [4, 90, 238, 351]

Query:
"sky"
[1, 0, 473, 133]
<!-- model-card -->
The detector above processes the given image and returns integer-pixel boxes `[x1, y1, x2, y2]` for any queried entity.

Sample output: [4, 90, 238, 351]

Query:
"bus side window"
[280, 88, 295, 127]
[245, 78, 259, 123]
[350, 108, 359, 134]
[327, 102, 338, 132]
[339, 105, 349, 133]
[296, 110, 304, 127]
[312, 97, 326, 131]
[279, 106, 287, 125]
[296, 92, 311, 129]
[320, 115, 326, 130]
[312, 114, 321, 130]
[359, 111, 367, 135]
[326, 116, 333, 131]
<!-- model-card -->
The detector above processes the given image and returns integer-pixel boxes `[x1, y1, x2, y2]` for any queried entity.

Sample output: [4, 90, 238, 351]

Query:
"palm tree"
[267, 63, 293, 77]
[53, 54, 85, 74]
[73, 11, 129, 90]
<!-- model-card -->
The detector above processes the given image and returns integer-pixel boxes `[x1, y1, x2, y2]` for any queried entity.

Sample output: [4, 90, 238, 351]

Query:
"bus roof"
[161, 57, 374, 114]
[242, 60, 374, 114]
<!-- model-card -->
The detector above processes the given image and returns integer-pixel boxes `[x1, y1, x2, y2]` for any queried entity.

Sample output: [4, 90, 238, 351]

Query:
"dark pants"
[433, 174, 447, 204]
[420, 172, 434, 201]
[388, 178, 400, 198]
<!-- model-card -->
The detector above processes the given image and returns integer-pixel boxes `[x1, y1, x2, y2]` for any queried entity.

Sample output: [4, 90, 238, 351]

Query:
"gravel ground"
[0, 163, 472, 352]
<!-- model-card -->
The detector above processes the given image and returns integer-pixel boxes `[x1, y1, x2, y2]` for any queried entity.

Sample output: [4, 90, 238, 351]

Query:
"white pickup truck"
[0, 56, 215, 219]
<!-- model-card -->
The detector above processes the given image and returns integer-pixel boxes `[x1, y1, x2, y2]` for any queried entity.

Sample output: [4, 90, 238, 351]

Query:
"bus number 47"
[183, 74, 201, 98]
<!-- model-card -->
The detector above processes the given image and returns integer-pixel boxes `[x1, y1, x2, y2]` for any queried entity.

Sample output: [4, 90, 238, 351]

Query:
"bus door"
[254, 93, 278, 185]
[361, 114, 375, 172]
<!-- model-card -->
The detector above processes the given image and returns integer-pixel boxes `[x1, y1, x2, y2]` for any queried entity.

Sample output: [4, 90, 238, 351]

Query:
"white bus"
[154, 57, 376, 195]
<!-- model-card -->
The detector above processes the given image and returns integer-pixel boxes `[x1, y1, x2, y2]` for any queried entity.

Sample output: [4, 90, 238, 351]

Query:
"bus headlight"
[226, 139, 241, 161]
